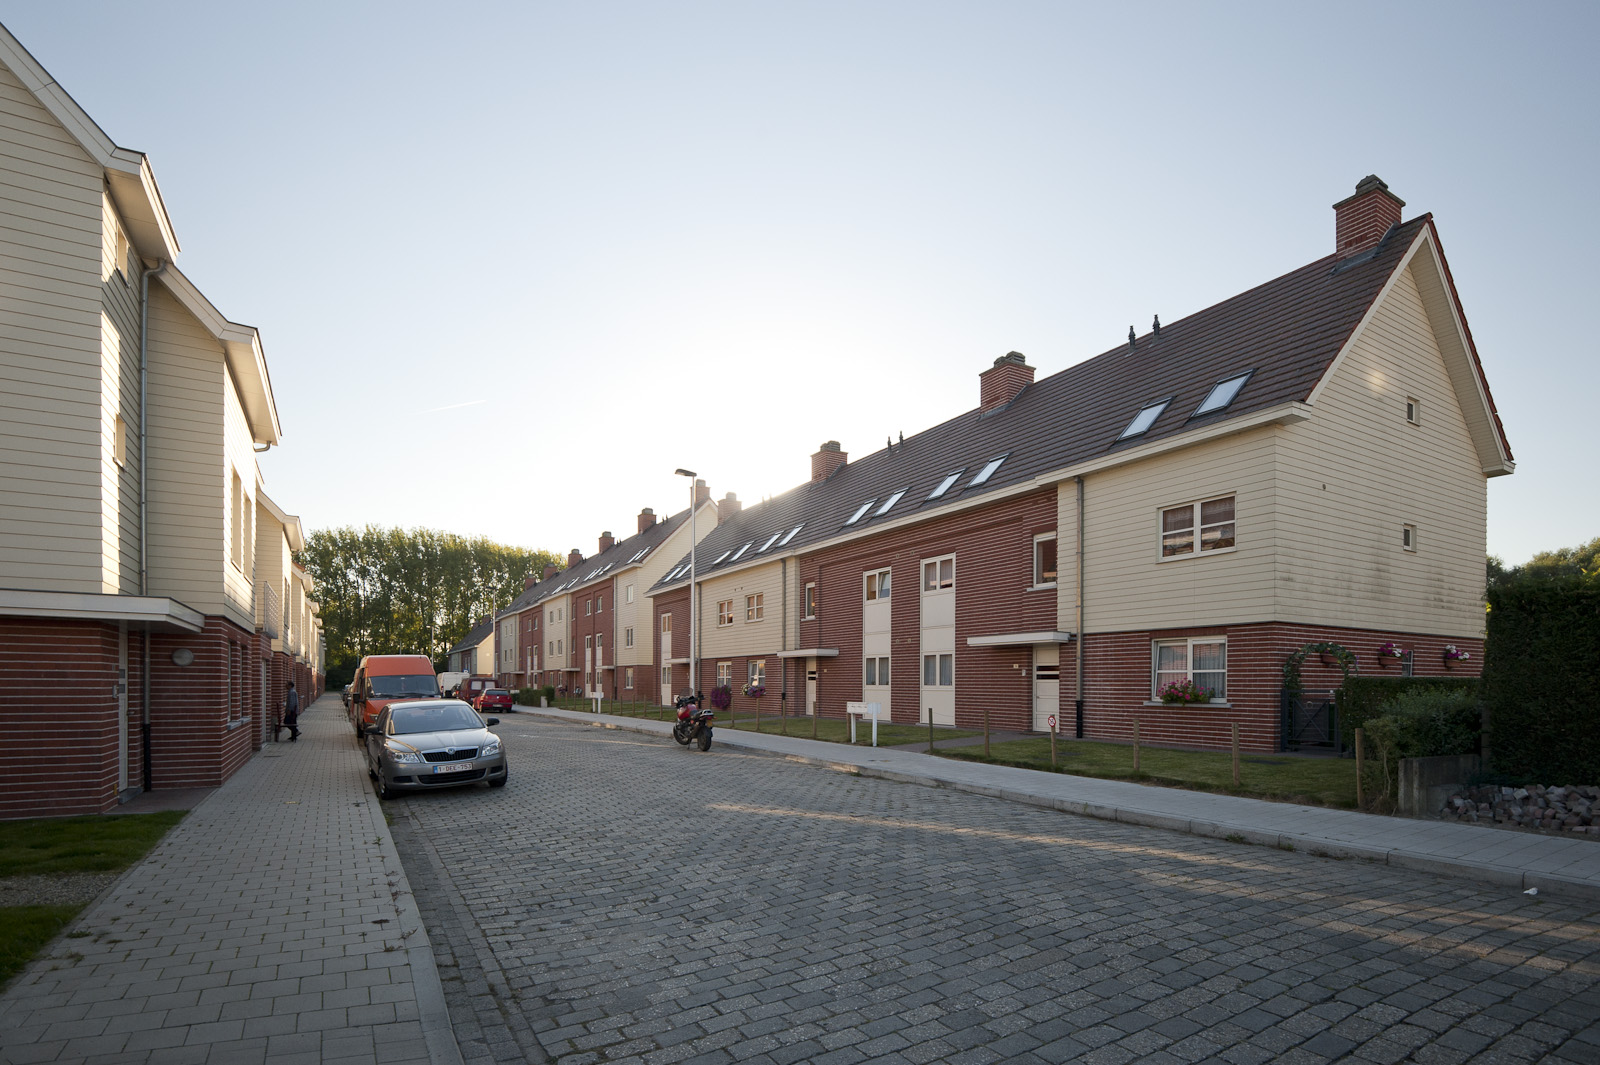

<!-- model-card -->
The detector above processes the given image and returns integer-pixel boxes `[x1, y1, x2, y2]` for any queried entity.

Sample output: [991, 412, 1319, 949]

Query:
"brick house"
[495, 497, 717, 698]
[447, 615, 495, 676]
[0, 25, 322, 816]
[649, 178, 1511, 751]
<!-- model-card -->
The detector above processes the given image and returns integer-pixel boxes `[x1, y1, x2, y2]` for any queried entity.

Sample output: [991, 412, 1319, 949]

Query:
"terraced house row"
[0, 24, 324, 817]
[501, 176, 1511, 753]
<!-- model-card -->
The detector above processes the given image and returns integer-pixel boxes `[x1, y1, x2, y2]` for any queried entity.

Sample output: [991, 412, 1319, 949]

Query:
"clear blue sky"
[7, 1, 1594, 565]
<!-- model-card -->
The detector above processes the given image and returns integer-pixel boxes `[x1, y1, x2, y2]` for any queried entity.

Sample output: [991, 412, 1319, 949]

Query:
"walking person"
[278, 681, 301, 742]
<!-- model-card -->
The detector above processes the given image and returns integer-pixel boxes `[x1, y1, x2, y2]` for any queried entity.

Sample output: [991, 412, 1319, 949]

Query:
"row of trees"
[300, 526, 560, 686]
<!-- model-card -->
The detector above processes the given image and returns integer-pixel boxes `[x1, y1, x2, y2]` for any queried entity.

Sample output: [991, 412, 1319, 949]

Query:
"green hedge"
[1484, 577, 1600, 783]
[1339, 676, 1479, 750]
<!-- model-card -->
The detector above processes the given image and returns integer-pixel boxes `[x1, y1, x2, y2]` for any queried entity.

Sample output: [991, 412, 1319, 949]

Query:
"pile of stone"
[1438, 783, 1600, 835]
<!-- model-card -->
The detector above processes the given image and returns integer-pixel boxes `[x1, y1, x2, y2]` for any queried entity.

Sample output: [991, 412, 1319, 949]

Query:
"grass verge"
[942, 737, 1359, 808]
[0, 905, 83, 987]
[530, 698, 981, 747]
[0, 811, 188, 876]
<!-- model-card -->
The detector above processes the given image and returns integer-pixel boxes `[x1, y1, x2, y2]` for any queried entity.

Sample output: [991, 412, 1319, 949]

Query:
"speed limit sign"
[1047, 714, 1057, 731]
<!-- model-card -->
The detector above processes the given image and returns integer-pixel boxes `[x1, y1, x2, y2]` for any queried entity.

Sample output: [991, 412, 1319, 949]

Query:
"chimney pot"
[637, 507, 656, 534]
[1333, 175, 1405, 256]
[568, 548, 583, 569]
[811, 441, 848, 482]
[524, 575, 537, 591]
[979, 351, 1035, 412]
[692, 478, 710, 508]
[543, 563, 558, 582]
[718, 491, 742, 518]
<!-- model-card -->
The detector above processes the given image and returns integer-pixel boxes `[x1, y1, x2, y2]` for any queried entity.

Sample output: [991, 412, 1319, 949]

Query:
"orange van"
[350, 654, 442, 734]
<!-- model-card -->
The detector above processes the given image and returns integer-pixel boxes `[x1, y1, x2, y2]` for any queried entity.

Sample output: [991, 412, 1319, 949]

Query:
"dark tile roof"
[499, 507, 693, 618]
[651, 218, 1430, 592]
[448, 617, 495, 655]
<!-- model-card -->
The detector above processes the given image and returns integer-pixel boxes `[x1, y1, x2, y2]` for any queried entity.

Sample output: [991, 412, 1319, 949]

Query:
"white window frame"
[921, 653, 954, 687]
[1403, 524, 1417, 552]
[717, 661, 733, 686]
[1151, 636, 1227, 703]
[746, 593, 764, 623]
[864, 655, 890, 686]
[1158, 495, 1236, 561]
[624, 626, 634, 649]
[626, 583, 635, 604]
[1032, 534, 1058, 588]
[624, 667, 634, 689]
[864, 568, 891, 602]
[661, 613, 672, 634]
[922, 555, 955, 592]
[747, 660, 766, 687]
[803, 582, 817, 620]
[1406, 397, 1421, 426]
[717, 599, 734, 627]
[597, 595, 604, 613]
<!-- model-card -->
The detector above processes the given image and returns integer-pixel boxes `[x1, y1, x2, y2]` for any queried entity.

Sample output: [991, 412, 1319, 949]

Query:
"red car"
[474, 688, 514, 714]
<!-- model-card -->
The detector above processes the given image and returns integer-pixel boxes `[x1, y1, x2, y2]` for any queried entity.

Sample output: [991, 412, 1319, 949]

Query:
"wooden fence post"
[1355, 726, 1365, 809]
[1231, 723, 1240, 788]
[1133, 717, 1141, 773]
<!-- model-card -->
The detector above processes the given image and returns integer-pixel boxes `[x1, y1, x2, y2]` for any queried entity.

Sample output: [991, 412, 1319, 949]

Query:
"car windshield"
[370, 674, 440, 698]
[390, 704, 483, 735]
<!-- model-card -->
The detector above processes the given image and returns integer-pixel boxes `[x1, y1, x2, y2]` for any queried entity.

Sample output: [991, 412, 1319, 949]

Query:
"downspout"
[780, 558, 788, 718]
[1074, 475, 1086, 739]
[139, 260, 168, 791]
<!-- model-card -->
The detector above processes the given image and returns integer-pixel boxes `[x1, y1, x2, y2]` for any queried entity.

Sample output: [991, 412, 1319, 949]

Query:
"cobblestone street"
[389, 717, 1600, 1065]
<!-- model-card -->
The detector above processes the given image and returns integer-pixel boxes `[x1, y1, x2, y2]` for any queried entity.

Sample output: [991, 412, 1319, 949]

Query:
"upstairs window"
[746, 593, 765, 622]
[1192, 372, 1253, 418]
[969, 456, 1006, 487]
[922, 556, 955, 592]
[661, 613, 672, 634]
[1161, 496, 1235, 558]
[626, 584, 635, 604]
[928, 470, 963, 500]
[865, 569, 891, 601]
[625, 627, 634, 648]
[803, 583, 817, 619]
[1118, 399, 1171, 440]
[1406, 397, 1421, 425]
[717, 599, 734, 627]
[1034, 534, 1058, 587]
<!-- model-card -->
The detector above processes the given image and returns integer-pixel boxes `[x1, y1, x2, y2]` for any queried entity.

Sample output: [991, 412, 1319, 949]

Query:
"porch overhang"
[966, 631, 1075, 647]
[0, 589, 205, 633]
[776, 648, 840, 658]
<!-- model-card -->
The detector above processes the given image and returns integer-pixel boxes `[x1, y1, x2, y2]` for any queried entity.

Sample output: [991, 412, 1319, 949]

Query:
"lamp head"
[674, 468, 696, 478]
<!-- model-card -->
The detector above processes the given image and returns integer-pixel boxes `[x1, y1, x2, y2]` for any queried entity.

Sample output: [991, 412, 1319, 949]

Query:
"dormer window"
[1192, 372, 1252, 418]
[873, 489, 907, 517]
[928, 470, 963, 500]
[968, 456, 1006, 487]
[1118, 399, 1171, 440]
[845, 501, 875, 526]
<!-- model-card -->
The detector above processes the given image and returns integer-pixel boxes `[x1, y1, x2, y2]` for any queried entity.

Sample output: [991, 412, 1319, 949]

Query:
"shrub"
[1339, 676, 1479, 750]
[541, 684, 557, 705]
[1361, 685, 1482, 810]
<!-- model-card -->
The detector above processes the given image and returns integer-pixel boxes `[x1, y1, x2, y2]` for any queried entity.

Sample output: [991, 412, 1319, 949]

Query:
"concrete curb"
[517, 704, 1600, 907]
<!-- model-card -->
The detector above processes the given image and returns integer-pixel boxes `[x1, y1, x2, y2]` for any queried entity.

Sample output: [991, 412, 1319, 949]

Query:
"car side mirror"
[485, 718, 500, 727]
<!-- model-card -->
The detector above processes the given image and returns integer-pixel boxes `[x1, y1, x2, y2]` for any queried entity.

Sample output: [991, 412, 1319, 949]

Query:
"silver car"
[363, 698, 508, 799]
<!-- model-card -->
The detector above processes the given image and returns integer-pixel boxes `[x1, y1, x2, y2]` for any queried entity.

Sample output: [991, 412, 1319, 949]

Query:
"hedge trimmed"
[1484, 577, 1600, 783]
[1339, 676, 1479, 750]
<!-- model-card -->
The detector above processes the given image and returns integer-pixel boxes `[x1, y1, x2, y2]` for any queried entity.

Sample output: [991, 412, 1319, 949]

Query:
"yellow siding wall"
[101, 194, 142, 593]
[1274, 263, 1488, 636]
[699, 560, 785, 658]
[0, 60, 110, 591]
[220, 379, 257, 629]
[144, 284, 227, 615]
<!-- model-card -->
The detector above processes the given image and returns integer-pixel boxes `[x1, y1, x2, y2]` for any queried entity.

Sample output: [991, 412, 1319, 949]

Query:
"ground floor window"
[864, 656, 890, 686]
[747, 660, 766, 687]
[922, 653, 953, 687]
[1152, 637, 1226, 701]
[624, 667, 634, 689]
[717, 661, 733, 686]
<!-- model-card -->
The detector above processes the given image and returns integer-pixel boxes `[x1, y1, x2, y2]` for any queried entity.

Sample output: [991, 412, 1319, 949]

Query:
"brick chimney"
[598, 530, 615, 554]
[718, 491, 741, 519]
[693, 478, 710, 508]
[567, 548, 583, 569]
[480, 614, 492, 627]
[524, 575, 537, 591]
[1333, 175, 1404, 256]
[543, 563, 558, 582]
[980, 351, 1034, 412]
[637, 507, 656, 534]
[811, 441, 847, 482]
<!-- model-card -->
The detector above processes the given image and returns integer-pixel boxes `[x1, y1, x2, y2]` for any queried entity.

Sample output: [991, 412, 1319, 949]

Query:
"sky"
[5, 1, 1595, 566]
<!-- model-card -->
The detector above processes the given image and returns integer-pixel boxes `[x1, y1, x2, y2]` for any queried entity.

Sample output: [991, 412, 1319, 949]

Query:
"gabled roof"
[448, 617, 495, 656]
[498, 505, 698, 619]
[0, 23, 179, 260]
[653, 214, 1510, 592]
[157, 267, 282, 446]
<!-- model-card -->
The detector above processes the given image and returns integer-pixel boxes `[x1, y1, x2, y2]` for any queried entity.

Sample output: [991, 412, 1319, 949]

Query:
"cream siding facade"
[697, 559, 785, 659]
[617, 502, 718, 668]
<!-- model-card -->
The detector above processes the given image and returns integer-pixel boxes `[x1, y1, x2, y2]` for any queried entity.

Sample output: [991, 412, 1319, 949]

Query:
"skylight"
[712, 550, 731, 565]
[968, 456, 1006, 487]
[758, 532, 781, 552]
[1193, 371, 1253, 417]
[1117, 399, 1171, 440]
[874, 489, 907, 517]
[845, 500, 875, 526]
[927, 471, 963, 500]
[730, 541, 754, 561]
[779, 523, 804, 545]
[628, 548, 649, 563]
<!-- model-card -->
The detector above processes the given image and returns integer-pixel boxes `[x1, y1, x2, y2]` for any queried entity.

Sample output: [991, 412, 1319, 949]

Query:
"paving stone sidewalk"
[526, 705, 1600, 903]
[0, 696, 461, 1065]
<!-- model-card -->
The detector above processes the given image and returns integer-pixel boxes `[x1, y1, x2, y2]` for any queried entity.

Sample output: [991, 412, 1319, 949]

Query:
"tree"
[1488, 536, 1600, 591]
[300, 526, 560, 684]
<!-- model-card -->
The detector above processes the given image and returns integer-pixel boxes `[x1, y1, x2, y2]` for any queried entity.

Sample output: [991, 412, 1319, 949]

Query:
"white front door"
[1032, 644, 1060, 732]
[805, 658, 817, 716]
[661, 665, 673, 706]
[117, 624, 129, 792]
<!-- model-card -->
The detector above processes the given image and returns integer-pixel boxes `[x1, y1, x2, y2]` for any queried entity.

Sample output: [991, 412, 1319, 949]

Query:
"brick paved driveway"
[387, 717, 1600, 1065]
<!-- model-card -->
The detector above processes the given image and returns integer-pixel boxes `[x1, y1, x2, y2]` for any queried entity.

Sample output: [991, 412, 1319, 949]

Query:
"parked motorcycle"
[672, 693, 715, 751]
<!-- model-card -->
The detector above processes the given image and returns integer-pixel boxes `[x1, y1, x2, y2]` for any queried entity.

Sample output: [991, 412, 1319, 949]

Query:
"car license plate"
[433, 763, 473, 774]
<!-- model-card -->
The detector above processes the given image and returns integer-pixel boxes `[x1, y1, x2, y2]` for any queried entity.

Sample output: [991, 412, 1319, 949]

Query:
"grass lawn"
[0, 811, 187, 987]
[943, 737, 1359, 808]
[530, 697, 981, 747]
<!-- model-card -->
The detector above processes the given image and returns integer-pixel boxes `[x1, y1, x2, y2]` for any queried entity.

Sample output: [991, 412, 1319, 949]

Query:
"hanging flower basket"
[1376, 642, 1404, 667]
[709, 684, 732, 710]
[742, 683, 766, 700]
[1442, 645, 1471, 669]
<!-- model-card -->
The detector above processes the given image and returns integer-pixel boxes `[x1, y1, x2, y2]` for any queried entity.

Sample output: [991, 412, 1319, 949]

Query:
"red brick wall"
[653, 586, 691, 698]
[799, 487, 1058, 728]
[1079, 621, 1484, 752]
[568, 578, 616, 695]
[147, 616, 258, 788]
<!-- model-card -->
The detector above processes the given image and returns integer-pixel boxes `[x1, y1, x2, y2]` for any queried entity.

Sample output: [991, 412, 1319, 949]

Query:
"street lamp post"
[674, 468, 699, 698]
